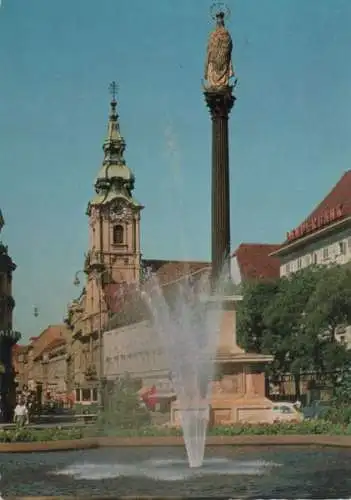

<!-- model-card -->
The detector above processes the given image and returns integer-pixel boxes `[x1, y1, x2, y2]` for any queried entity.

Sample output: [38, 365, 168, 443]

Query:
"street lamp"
[73, 268, 110, 412]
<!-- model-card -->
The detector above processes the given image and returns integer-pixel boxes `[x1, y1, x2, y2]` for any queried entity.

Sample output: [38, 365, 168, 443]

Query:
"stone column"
[204, 87, 235, 287]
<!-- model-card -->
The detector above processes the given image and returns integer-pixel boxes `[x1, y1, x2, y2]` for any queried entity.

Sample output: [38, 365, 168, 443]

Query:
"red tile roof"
[143, 259, 210, 286]
[103, 260, 210, 314]
[103, 251, 281, 319]
[283, 170, 351, 245]
[234, 243, 281, 281]
[41, 337, 66, 354]
[31, 324, 68, 360]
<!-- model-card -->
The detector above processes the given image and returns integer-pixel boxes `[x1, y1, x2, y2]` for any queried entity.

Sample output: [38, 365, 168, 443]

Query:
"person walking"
[13, 397, 29, 427]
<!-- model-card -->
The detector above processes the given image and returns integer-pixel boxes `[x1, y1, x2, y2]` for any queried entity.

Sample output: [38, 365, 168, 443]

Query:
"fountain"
[142, 269, 225, 468]
[139, 7, 275, 468]
[142, 252, 272, 469]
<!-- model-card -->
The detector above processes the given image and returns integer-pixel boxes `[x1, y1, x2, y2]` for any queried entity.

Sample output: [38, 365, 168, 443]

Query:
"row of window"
[75, 387, 98, 403]
[105, 348, 163, 364]
[284, 238, 351, 274]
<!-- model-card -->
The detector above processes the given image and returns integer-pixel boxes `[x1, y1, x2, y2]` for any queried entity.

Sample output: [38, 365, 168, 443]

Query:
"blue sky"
[1, 0, 351, 340]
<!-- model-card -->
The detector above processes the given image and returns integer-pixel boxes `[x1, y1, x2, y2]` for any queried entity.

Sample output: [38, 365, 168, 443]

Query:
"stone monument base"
[170, 296, 274, 427]
[171, 397, 272, 427]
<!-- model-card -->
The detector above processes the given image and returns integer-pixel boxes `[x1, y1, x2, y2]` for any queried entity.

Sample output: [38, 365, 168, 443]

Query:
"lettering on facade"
[286, 204, 344, 242]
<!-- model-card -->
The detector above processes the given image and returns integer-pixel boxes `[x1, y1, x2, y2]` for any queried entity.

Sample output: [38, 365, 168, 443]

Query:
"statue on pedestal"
[204, 10, 235, 90]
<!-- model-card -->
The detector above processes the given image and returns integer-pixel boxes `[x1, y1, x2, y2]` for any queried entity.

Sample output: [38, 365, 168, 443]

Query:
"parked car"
[302, 400, 331, 420]
[269, 402, 304, 424]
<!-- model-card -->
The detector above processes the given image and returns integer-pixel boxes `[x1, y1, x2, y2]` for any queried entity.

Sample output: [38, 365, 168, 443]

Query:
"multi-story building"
[271, 171, 351, 276]
[14, 324, 69, 404]
[271, 170, 351, 346]
[12, 344, 30, 390]
[0, 209, 21, 421]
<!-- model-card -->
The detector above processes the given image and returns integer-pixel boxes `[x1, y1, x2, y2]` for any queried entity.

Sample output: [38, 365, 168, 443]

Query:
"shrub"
[325, 405, 351, 426]
[87, 421, 351, 438]
[208, 421, 347, 436]
[97, 374, 151, 432]
[0, 426, 84, 443]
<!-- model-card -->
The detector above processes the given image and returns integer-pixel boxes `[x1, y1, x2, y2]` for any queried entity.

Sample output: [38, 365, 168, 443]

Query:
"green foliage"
[237, 280, 279, 353]
[2, 420, 351, 441]
[325, 406, 351, 426]
[325, 362, 351, 425]
[333, 363, 351, 406]
[209, 421, 348, 435]
[97, 374, 151, 431]
[86, 421, 351, 437]
[237, 265, 351, 395]
[74, 403, 98, 414]
[0, 426, 84, 442]
[304, 265, 351, 376]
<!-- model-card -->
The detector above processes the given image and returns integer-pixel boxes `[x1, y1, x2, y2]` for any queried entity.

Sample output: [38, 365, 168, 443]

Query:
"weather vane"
[210, 2, 231, 21]
[109, 81, 119, 102]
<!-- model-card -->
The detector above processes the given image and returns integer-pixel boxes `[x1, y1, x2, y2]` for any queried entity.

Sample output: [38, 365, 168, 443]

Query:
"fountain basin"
[0, 444, 350, 498]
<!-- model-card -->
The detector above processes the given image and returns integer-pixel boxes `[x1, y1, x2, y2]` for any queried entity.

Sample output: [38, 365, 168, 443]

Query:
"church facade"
[64, 86, 211, 406]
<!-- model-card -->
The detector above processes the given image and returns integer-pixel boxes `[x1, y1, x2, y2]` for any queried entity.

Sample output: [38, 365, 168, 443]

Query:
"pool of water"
[0, 446, 350, 498]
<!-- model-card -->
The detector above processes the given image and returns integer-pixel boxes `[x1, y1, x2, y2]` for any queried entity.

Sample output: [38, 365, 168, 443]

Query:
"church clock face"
[110, 201, 129, 221]
[112, 201, 126, 216]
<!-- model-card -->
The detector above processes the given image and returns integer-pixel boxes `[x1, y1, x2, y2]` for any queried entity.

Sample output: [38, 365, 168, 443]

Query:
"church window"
[113, 225, 124, 245]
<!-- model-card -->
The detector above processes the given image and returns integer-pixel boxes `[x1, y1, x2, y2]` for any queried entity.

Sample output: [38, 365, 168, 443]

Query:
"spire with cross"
[109, 81, 118, 103]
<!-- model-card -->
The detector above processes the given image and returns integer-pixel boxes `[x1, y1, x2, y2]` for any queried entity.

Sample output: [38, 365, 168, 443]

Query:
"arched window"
[113, 225, 124, 245]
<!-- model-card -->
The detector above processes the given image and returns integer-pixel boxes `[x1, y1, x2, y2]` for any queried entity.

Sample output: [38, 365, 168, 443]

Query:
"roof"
[282, 170, 351, 247]
[104, 260, 209, 313]
[143, 259, 210, 286]
[30, 324, 69, 360]
[234, 243, 281, 281]
[104, 252, 281, 320]
[12, 344, 30, 353]
[103, 260, 211, 330]
[41, 337, 66, 355]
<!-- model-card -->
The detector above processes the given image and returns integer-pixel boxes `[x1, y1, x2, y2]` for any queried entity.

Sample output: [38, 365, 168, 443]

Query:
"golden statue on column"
[204, 7, 235, 90]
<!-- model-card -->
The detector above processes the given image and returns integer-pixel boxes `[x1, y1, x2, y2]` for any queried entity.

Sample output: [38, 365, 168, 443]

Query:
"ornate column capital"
[204, 87, 235, 120]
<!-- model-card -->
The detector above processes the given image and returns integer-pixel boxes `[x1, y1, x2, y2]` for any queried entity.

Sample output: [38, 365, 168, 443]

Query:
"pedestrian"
[13, 397, 29, 427]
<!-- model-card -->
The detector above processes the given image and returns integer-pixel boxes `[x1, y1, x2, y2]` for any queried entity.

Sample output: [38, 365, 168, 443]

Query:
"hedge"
[2, 421, 351, 442]
[90, 420, 351, 437]
[0, 426, 84, 443]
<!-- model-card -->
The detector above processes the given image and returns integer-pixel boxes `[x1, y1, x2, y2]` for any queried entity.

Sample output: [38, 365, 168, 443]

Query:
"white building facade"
[103, 320, 173, 396]
[271, 171, 351, 346]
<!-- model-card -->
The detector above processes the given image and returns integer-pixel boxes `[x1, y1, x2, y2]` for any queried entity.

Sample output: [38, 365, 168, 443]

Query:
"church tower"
[85, 82, 143, 301]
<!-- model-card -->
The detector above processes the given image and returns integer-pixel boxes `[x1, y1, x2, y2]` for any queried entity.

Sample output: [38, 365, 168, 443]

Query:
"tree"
[99, 374, 151, 431]
[237, 264, 351, 399]
[262, 266, 325, 397]
[304, 264, 351, 380]
[236, 280, 279, 353]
